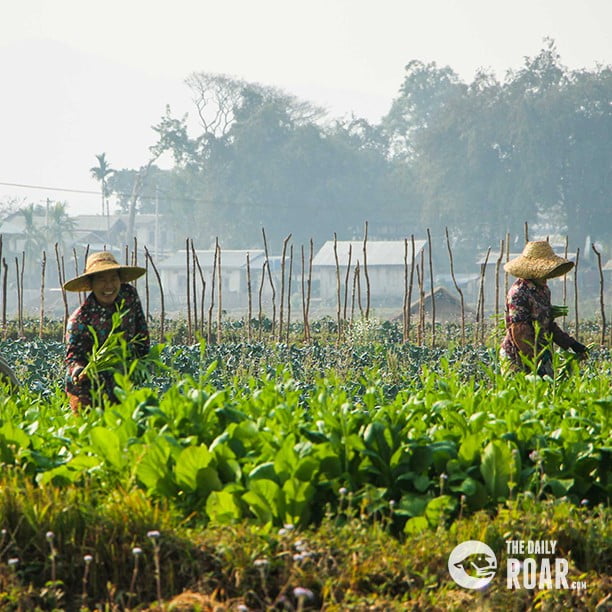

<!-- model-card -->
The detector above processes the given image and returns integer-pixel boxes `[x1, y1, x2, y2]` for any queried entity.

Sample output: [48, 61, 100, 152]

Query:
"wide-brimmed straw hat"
[504, 241, 573, 280]
[63, 251, 145, 292]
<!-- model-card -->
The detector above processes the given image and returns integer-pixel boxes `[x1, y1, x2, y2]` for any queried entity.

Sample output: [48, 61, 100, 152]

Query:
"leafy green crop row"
[0, 337, 609, 535]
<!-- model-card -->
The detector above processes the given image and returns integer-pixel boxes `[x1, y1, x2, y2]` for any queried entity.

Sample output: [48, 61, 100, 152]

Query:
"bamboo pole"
[306, 239, 313, 342]
[445, 228, 465, 345]
[402, 239, 408, 343]
[286, 245, 293, 344]
[333, 233, 342, 344]
[426, 228, 435, 347]
[356, 260, 363, 318]
[185, 239, 192, 343]
[504, 232, 510, 301]
[246, 252, 253, 343]
[591, 243, 606, 346]
[191, 247, 206, 337]
[54, 243, 69, 336]
[343, 244, 352, 322]
[407, 236, 416, 344]
[19, 252, 25, 336]
[300, 245, 307, 342]
[279, 234, 292, 342]
[261, 228, 276, 337]
[574, 248, 580, 342]
[190, 240, 198, 333]
[216, 240, 222, 344]
[351, 262, 360, 324]
[258, 260, 266, 342]
[362, 221, 371, 319]
[1, 258, 7, 338]
[144, 246, 165, 342]
[39, 251, 46, 339]
[145, 254, 150, 324]
[416, 253, 424, 346]
[73, 248, 84, 305]
[562, 236, 569, 331]
[14, 257, 22, 337]
[207, 240, 218, 345]
[495, 238, 504, 333]
[476, 247, 491, 344]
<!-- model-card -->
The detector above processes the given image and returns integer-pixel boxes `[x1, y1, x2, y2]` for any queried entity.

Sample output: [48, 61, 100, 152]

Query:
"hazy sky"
[1, 0, 610, 215]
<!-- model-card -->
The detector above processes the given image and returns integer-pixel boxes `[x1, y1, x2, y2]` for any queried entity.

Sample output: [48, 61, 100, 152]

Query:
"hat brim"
[504, 257, 573, 280]
[63, 265, 145, 292]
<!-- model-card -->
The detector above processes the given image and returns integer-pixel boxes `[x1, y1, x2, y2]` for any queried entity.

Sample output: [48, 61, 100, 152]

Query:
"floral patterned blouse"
[65, 283, 150, 400]
[500, 278, 584, 371]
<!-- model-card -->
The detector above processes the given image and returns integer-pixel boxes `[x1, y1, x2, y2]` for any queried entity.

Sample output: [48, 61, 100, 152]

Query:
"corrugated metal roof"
[312, 240, 426, 267]
[158, 249, 265, 269]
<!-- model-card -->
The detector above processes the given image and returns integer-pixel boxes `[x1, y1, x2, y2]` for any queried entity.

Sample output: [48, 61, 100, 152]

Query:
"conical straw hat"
[63, 251, 145, 292]
[504, 241, 573, 280]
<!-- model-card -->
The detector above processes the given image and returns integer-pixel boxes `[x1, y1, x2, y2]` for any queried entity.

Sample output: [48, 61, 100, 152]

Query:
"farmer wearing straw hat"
[500, 241, 587, 377]
[63, 251, 150, 413]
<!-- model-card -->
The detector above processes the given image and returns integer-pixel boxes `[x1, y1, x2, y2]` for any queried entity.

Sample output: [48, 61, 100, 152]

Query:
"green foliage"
[0, 332, 610, 608]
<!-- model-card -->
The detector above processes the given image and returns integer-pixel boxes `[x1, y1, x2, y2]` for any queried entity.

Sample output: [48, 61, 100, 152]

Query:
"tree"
[43, 201, 76, 253]
[90, 153, 114, 218]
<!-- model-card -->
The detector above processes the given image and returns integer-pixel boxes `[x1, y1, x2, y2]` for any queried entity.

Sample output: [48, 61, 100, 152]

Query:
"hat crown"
[521, 241, 556, 259]
[83, 251, 121, 274]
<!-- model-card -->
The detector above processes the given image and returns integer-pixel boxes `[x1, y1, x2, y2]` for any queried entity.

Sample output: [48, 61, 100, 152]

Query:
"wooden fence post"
[591, 243, 606, 346]
[574, 248, 580, 342]
[261, 228, 276, 339]
[39, 251, 46, 339]
[333, 233, 342, 344]
[445, 228, 465, 345]
[363, 221, 371, 319]
[426, 228, 435, 347]
[246, 252, 252, 343]
[185, 239, 192, 343]
[144, 246, 165, 342]
[287, 245, 293, 344]
[279, 234, 292, 342]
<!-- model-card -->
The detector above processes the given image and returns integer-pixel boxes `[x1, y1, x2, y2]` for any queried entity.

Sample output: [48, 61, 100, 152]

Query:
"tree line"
[92, 39, 610, 266]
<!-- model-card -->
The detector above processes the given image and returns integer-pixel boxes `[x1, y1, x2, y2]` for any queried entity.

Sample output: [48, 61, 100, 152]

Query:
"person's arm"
[549, 321, 587, 354]
[65, 312, 92, 383]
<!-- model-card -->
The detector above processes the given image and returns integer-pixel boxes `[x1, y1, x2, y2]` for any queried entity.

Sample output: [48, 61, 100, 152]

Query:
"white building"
[312, 239, 427, 305]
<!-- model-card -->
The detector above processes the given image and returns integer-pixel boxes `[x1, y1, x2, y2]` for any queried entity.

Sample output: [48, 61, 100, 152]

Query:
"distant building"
[156, 249, 266, 310]
[312, 239, 427, 306]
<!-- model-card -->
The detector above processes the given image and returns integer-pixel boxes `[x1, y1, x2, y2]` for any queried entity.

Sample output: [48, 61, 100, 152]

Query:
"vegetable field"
[0, 321, 610, 610]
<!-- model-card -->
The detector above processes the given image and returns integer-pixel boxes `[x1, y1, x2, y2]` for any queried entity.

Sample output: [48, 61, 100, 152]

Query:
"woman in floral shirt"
[63, 251, 150, 412]
[501, 241, 587, 376]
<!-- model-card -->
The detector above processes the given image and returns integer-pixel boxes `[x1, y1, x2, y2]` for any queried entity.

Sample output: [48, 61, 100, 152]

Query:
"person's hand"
[72, 366, 85, 383]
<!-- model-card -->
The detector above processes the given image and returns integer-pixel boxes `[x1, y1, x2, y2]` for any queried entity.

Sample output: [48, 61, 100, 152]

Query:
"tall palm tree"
[90, 153, 114, 218]
[44, 201, 76, 253]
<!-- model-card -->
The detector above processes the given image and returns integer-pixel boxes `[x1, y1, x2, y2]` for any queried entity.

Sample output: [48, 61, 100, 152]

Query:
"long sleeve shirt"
[65, 283, 150, 401]
[500, 278, 584, 371]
